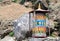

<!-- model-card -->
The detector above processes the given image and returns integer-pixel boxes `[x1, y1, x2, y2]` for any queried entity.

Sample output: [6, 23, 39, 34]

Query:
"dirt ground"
[0, 3, 33, 21]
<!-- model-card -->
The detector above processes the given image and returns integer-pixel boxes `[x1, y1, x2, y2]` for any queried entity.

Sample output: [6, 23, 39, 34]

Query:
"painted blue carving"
[36, 20, 46, 26]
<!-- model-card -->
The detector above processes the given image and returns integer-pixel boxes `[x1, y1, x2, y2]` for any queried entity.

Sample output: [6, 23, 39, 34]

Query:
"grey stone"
[0, 36, 15, 41]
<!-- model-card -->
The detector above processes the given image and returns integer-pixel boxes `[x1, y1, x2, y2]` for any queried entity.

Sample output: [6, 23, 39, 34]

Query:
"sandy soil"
[0, 3, 33, 20]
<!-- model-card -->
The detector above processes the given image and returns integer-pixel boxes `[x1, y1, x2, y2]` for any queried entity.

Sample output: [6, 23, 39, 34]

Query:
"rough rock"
[49, 0, 60, 4]
[0, 20, 13, 33]
[48, 0, 60, 20]
[0, 20, 14, 39]
[0, 36, 15, 41]
[13, 13, 30, 39]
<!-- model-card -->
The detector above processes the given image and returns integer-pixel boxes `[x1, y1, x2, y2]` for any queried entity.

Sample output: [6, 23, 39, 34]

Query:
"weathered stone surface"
[48, 0, 60, 20]
[0, 20, 13, 39]
[13, 13, 30, 39]
[43, 0, 60, 29]
[0, 36, 15, 41]
[49, 0, 60, 4]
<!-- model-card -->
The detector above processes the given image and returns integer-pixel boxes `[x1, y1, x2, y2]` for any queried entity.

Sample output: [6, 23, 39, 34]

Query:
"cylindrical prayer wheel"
[30, 3, 49, 38]
[32, 12, 46, 38]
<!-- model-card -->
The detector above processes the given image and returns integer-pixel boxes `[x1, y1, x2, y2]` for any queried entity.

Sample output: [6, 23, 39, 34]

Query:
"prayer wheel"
[29, 2, 49, 38]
